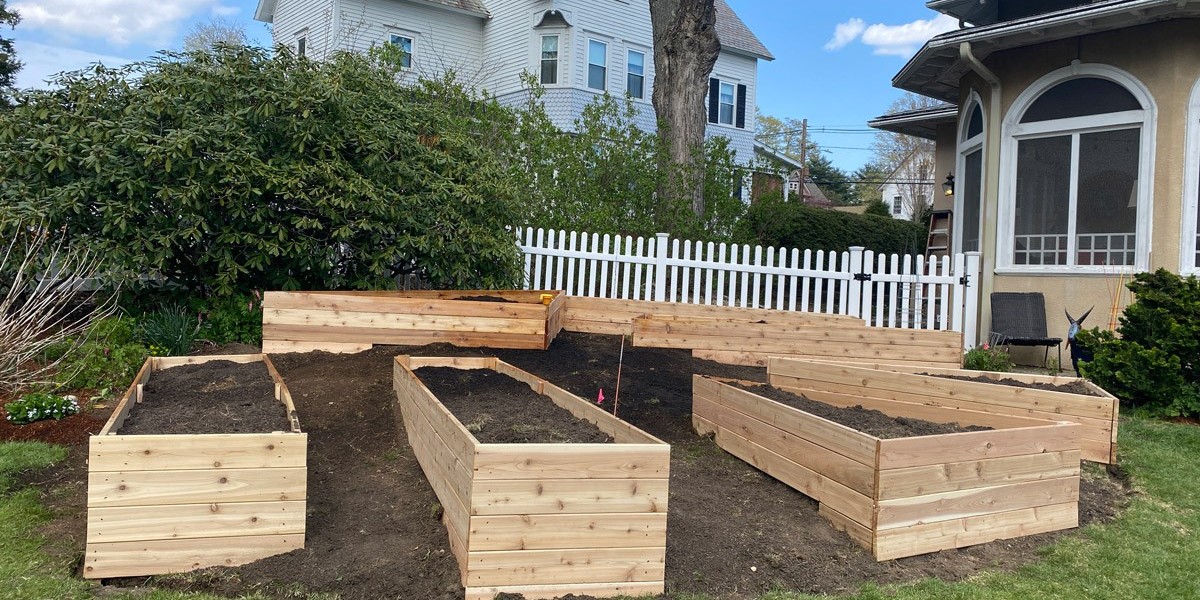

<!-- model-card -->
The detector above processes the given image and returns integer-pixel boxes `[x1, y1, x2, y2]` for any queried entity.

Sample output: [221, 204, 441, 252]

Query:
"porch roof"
[867, 104, 956, 140]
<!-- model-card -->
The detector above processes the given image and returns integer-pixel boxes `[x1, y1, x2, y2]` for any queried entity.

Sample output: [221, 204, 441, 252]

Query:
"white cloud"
[212, 4, 241, 16]
[12, 0, 217, 46]
[824, 18, 866, 51]
[14, 40, 134, 90]
[824, 14, 958, 57]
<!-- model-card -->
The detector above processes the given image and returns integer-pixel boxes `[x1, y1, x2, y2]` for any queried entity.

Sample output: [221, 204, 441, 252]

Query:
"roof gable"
[715, 0, 773, 60]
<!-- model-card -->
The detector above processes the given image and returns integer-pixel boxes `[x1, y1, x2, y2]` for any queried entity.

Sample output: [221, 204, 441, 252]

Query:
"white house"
[878, 148, 936, 221]
[253, 0, 773, 165]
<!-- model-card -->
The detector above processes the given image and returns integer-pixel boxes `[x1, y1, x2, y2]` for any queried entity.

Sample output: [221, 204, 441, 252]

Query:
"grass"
[1, 416, 1198, 600]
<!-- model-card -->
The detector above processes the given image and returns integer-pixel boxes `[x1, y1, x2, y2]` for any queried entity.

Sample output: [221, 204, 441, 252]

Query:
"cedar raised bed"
[693, 372, 1081, 561]
[84, 354, 307, 579]
[776, 360, 1119, 464]
[393, 356, 669, 600]
[261, 290, 565, 353]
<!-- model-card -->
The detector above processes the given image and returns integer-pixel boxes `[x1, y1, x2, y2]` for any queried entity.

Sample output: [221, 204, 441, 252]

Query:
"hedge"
[734, 195, 929, 256]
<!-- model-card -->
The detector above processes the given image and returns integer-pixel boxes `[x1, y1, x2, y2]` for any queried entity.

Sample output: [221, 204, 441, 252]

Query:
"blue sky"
[8, 0, 954, 171]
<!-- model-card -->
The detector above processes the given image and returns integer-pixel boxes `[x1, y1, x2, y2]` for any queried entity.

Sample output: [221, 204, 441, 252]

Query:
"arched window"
[956, 93, 985, 253]
[1183, 77, 1200, 274]
[999, 65, 1155, 272]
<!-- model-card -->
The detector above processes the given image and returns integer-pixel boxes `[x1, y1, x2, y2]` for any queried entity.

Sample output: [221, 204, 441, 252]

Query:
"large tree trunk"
[650, 0, 720, 223]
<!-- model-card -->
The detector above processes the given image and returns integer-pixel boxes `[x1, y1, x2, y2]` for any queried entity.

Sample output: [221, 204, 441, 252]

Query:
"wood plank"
[818, 503, 873, 550]
[561, 320, 633, 336]
[468, 513, 667, 551]
[707, 420, 874, 528]
[87, 467, 307, 507]
[86, 500, 305, 543]
[264, 324, 546, 350]
[465, 546, 665, 587]
[700, 377, 877, 466]
[636, 332, 964, 362]
[464, 581, 664, 600]
[88, 433, 307, 472]
[562, 296, 863, 324]
[445, 497, 470, 582]
[83, 534, 303, 579]
[395, 382, 473, 544]
[396, 361, 479, 456]
[873, 501, 1078, 561]
[470, 478, 668, 516]
[634, 317, 956, 346]
[695, 349, 958, 369]
[261, 340, 372, 354]
[263, 290, 552, 319]
[538, 379, 666, 446]
[99, 358, 153, 435]
[877, 450, 1081, 500]
[875, 476, 1079, 529]
[878, 424, 1079, 469]
[693, 394, 875, 496]
[473, 445, 669, 480]
[153, 354, 264, 370]
[408, 356, 498, 370]
[265, 308, 545, 336]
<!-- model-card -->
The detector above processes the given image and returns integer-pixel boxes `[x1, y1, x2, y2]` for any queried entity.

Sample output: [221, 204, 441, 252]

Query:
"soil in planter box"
[730, 381, 991, 439]
[927, 373, 1101, 396]
[118, 361, 290, 435]
[453, 295, 515, 303]
[415, 367, 613, 444]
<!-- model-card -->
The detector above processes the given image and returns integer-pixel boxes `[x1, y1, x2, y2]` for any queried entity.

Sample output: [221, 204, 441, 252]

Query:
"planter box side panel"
[559, 296, 862, 336]
[769, 358, 1116, 464]
[873, 501, 1079, 561]
[83, 534, 305, 579]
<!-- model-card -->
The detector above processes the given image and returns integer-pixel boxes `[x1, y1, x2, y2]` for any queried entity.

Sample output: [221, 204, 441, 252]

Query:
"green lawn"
[2, 416, 1198, 600]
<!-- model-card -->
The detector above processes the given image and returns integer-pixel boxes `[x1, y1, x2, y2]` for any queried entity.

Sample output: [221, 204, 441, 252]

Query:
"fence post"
[653, 232, 670, 302]
[962, 251, 982, 349]
[846, 246, 865, 318]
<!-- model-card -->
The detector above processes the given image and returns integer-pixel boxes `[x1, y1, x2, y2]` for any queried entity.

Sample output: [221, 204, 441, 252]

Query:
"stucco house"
[871, 0, 1200, 353]
[253, 0, 772, 166]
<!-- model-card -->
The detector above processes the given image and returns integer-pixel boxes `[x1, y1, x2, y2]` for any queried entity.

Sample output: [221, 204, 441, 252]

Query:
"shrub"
[963, 344, 1013, 372]
[5, 393, 80, 424]
[139, 305, 201, 356]
[734, 195, 928, 256]
[52, 316, 149, 392]
[1076, 269, 1200, 417]
[197, 293, 263, 346]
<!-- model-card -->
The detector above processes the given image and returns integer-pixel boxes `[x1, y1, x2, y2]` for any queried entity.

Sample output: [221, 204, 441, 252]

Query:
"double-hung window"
[587, 39, 607, 91]
[389, 34, 413, 70]
[540, 35, 559, 85]
[707, 78, 746, 128]
[626, 50, 645, 99]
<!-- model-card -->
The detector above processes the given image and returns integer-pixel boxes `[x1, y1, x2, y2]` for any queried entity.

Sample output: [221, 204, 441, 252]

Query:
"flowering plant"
[5, 393, 81, 424]
[963, 344, 1013, 372]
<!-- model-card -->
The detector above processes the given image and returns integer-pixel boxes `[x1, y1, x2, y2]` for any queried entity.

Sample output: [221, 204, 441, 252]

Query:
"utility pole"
[799, 119, 810, 201]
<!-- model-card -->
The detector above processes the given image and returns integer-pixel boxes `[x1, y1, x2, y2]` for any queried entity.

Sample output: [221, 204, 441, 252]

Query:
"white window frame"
[955, 91, 986, 254]
[626, 49, 646, 100]
[718, 80, 736, 125]
[587, 38, 608, 91]
[295, 29, 308, 58]
[388, 32, 415, 70]
[539, 34, 561, 86]
[996, 63, 1156, 275]
[1181, 76, 1200, 274]
[892, 195, 903, 216]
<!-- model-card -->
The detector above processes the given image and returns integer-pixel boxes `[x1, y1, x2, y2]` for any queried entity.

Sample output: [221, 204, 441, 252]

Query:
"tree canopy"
[0, 1, 21, 106]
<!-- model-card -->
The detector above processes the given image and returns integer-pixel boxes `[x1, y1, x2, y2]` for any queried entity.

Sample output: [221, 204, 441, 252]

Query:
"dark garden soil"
[117, 361, 289, 435]
[929, 373, 1101, 396]
[729, 381, 991, 439]
[416, 367, 613, 444]
[21, 332, 1133, 600]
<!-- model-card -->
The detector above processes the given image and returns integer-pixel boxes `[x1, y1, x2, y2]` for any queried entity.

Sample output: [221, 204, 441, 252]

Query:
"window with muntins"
[892, 196, 902, 215]
[627, 50, 645, 99]
[588, 39, 607, 91]
[1004, 73, 1151, 270]
[540, 35, 559, 85]
[389, 34, 413, 69]
[719, 82, 735, 124]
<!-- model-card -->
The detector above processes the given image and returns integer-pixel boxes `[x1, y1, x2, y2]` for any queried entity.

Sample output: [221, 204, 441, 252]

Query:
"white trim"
[997, 63, 1157, 273]
[954, 90, 985, 254]
[537, 33, 563, 86]
[387, 31, 416, 70]
[586, 37, 608, 91]
[1182, 76, 1200, 274]
[625, 48, 647, 101]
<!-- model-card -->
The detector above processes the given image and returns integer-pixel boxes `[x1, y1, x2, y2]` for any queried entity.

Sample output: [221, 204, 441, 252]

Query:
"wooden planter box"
[262, 290, 565, 353]
[774, 360, 1119, 464]
[693, 372, 1081, 561]
[84, 354, 307, 579]
[632, 314, 964, 369]
[393, 356, 669, 600]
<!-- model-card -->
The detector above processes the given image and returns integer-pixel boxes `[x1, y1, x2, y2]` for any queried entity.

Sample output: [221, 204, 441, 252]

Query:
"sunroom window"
[1005, 74, 1150, 270]
[958, 101, 984, 253]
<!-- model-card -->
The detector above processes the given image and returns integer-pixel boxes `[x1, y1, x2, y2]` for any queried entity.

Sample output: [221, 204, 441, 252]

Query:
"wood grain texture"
[87, 500, 306, 543]
[464, 581, 664, 600]
[873, 502, 1079, 561]
[87, 467, 307, 507]
[467, 513, 667, 551]
[465, 547, 665, 587]
[470, 478, 668, 516]
[89, 433, 307, 472]
[83, 534, 304, 579]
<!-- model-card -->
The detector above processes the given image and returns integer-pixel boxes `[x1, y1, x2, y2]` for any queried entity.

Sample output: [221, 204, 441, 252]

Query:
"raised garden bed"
[262, 290, 564, 353]
[393, 355, 669, 600]
[693, 372, 1082, 561]
[779, 360, 1119, 464]
[84, 354, 307, 579]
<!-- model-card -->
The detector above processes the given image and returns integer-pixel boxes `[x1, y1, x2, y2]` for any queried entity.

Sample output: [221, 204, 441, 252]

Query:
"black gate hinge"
[854, 272, 872, 282]
[959, 274, 971, 286]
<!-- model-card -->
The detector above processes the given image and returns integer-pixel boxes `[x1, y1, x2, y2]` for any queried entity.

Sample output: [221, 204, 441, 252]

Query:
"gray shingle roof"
[715, 0, 773, 60]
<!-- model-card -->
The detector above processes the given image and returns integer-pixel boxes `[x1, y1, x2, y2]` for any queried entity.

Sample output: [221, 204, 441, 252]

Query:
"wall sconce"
[942, 173, 955, 197]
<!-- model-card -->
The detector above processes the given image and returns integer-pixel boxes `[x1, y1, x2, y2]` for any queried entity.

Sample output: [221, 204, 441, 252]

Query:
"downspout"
[959, 41, 1001, 347]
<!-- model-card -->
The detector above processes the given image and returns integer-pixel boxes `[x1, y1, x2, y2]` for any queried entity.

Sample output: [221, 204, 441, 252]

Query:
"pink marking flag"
[597, 388, 605, 404]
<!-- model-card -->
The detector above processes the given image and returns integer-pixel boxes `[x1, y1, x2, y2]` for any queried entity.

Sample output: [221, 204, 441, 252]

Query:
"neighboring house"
[750, 143, 834, 207]
[877, 148, 936, 221]
[253, 0, 772, 166]
[870, 0, 1200, 352]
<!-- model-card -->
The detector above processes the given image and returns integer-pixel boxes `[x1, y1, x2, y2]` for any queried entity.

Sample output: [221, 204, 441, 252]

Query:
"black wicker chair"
[990, 292, 1063, 368]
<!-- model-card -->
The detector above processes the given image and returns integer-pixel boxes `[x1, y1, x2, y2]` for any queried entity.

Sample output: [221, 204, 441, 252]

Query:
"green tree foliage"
[806, 150, 855, 205]
[1077, 269, 1200, 417]
[0, 1, 19, 106]
[734, 193, 928, 255]
[0, 46, 523, 296]
[852, 162, 889, 207]
[863, 198, 893, 217]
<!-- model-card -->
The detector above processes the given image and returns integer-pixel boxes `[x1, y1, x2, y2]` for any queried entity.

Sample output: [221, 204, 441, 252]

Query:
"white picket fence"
[516, 227, 981, 348]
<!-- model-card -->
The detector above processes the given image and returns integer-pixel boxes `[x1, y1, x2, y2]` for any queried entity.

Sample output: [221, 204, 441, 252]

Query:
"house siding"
[273, 0, 335, 59]
[334, 0, 485, 84]
[480, 0, 545, 96]
[705, 51, 759, 165]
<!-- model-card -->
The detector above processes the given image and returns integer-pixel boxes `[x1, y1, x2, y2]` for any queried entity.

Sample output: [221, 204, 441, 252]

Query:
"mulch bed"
[118, 361, 288, 435]
[15, 332, 1134, 600]
[929, 373, 1101, 396]
[416, 367, 612, 444]
[729, 381, 991, 439]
